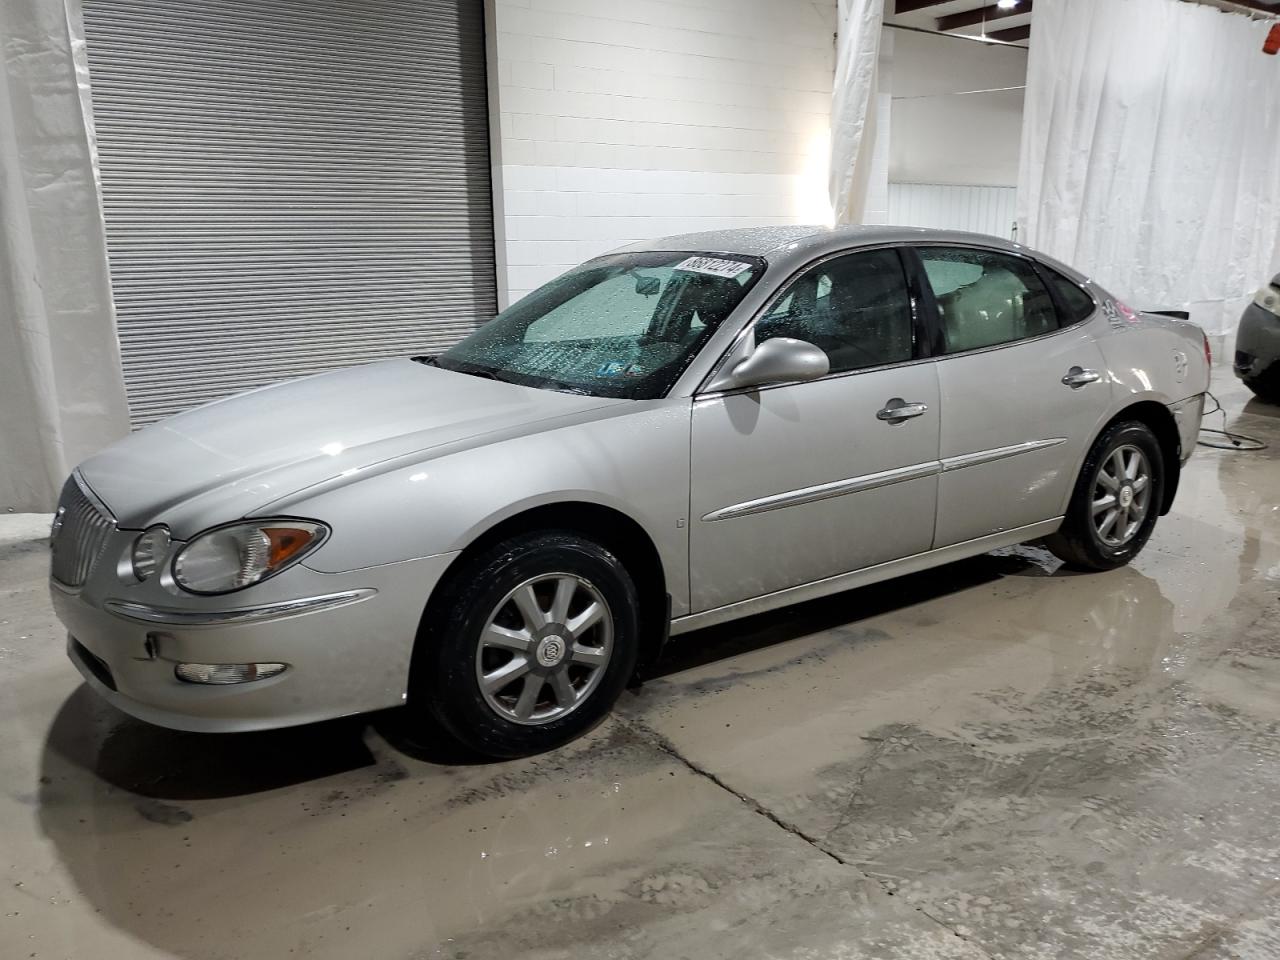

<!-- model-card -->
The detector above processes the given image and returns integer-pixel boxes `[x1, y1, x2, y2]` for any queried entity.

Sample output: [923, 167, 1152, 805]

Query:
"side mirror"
[707, 337, 830, 392]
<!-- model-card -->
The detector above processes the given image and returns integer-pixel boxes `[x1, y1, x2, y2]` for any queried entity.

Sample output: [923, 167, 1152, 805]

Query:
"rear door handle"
[877, 398, 929, 423]
[1062, 366, 1101, 388]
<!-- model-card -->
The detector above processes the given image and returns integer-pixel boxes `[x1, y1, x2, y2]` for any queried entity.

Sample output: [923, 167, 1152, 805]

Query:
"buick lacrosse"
[51, 226, 1210, 757]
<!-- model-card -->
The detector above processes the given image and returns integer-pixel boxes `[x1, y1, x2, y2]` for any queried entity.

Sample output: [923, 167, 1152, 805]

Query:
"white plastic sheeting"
[0, 0, 128, 512]
[1017, 0, 1280, 335]
[830, 0, 886, 225]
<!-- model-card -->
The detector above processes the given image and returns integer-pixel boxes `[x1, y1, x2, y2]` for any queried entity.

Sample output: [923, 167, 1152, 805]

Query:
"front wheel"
[1242, 374, 1280, 405]
[1045, 421, 1165, 571]
[409, 531, 639, 759]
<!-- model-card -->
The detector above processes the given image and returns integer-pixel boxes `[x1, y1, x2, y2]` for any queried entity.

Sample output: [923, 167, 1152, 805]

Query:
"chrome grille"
[50, 476, 116, 588]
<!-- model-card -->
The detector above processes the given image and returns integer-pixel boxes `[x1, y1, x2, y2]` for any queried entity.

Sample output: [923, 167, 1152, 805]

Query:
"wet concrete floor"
[3, 375, 1279, 959]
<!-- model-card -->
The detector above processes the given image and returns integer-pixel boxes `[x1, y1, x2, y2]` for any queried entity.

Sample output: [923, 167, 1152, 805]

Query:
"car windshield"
[433, 251, 765, 399]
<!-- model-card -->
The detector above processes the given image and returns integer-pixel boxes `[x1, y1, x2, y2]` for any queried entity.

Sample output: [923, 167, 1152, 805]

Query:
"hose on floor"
[1197, 391, 1267, 451]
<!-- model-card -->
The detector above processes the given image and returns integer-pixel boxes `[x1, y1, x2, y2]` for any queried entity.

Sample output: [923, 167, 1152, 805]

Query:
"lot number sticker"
[674, 256, 752, 279]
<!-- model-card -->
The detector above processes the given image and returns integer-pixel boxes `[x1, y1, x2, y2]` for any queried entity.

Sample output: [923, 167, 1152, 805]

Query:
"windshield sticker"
[674, 256, 752, 279]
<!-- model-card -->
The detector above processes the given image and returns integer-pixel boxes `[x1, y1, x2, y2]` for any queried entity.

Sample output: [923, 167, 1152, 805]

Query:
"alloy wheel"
[474, 573, 614, 725]
[1092, 444, 1152, 547]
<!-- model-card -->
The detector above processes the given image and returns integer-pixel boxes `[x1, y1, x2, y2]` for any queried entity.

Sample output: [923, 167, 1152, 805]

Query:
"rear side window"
[918, 247, 1058, 354]
[1041, 267, 1097, 325]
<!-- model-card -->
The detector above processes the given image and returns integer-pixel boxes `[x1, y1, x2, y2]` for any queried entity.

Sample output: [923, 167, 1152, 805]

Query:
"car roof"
[614, 224, 1028, 260]
[607, 224, 1107, 294]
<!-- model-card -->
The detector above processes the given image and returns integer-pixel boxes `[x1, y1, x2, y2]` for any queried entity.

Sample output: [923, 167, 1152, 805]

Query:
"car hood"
[78, 359, 625, 534]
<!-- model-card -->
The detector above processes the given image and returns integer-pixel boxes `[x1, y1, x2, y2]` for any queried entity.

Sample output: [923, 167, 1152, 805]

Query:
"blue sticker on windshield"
[596, 361, 627, 377]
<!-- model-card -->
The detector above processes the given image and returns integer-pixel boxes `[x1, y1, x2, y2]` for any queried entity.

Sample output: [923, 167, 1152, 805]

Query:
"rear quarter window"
[1041, 267, 1097, 325]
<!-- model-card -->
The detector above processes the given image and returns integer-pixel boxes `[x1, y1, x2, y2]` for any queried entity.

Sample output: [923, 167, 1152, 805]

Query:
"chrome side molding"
[940, 438, 1066, 472]
[701, 461, 941, 522]
[702, 438, 1067, 523]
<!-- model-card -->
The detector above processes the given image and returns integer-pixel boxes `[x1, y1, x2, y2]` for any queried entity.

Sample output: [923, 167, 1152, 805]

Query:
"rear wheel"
[409, 531, 639, 759]
[1045, 421, 1164, 571]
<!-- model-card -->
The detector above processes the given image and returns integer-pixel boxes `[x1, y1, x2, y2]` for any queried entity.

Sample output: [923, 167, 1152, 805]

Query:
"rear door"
[915, 246, 1112, 547]
[688, 247, 941, 613]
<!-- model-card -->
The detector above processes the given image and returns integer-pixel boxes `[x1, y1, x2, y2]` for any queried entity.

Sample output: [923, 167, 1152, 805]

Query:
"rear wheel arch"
[1088, 401, 1182, 515]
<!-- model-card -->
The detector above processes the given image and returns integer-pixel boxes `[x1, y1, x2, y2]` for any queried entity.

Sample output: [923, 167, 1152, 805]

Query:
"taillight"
[1202, 330, 1212, 367]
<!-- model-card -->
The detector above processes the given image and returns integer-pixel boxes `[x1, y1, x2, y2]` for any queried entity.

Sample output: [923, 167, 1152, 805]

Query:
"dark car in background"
[1235, 274, 1280, 402]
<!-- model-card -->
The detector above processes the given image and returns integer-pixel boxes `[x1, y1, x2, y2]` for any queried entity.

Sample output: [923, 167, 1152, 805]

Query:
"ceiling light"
[997, 0, 1019, 8]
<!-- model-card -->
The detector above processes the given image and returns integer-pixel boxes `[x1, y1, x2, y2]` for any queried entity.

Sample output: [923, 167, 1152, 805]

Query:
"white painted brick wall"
[489, 0, 837, 305]
[887, 183, 1018, 240]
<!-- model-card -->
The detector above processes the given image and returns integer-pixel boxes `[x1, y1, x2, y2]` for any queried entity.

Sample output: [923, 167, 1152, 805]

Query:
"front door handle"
[877, 398, 929, 423]
[1062, 366, 1101, 388]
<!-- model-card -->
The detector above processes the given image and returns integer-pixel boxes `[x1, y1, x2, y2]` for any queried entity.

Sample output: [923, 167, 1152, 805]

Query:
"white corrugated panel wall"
[888, 183, 1017, 240]
[80, 0, 496, 425]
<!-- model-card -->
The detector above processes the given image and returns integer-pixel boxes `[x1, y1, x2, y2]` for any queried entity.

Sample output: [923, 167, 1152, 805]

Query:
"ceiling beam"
[937, 1, 1033, 32]
[893, 0, 955, 12]
[987, 24, 1032, 41]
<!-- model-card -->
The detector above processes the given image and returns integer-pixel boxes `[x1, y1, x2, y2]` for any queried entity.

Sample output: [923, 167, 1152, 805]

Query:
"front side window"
[918, 247, 1058, 353]
[755, 248, 914, 375]
[434, 252, 763, 399]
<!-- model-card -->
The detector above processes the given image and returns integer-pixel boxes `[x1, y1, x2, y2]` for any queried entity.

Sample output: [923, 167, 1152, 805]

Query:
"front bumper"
[53, 551, 459, 733]
[1235, 302, 1280, 381]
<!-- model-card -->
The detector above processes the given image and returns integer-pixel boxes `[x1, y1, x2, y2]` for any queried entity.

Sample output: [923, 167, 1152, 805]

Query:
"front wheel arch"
[422, 502, 669, 676]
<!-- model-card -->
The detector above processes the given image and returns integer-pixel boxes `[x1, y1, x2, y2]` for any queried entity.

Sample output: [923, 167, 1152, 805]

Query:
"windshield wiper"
[467, 367, 589, 394]
[530, 375, 593, 395]
[418, 356, 591, 395]
[455, 366, 520, 385]
[417, 356, 508, 382]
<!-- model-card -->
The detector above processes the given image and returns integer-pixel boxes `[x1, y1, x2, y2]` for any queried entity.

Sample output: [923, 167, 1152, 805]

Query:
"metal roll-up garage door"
[80, 0, 496, 426]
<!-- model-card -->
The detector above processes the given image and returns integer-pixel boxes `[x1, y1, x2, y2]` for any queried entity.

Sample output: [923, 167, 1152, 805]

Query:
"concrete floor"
[3, 375, 1279, 960]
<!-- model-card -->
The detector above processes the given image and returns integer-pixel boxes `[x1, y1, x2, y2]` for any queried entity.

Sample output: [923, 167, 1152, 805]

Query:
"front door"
[688, 247, 942, 613]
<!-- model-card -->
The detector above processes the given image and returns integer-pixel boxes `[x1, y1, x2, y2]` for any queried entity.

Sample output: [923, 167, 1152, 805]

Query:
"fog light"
[174, 662, 286, 685]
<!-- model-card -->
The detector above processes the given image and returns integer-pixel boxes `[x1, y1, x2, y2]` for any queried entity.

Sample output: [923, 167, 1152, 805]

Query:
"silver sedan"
[50, 226, 1210, 757]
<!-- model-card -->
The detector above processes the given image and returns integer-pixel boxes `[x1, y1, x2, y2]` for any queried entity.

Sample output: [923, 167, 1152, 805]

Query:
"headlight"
[172, 520, 328, 595]
[131, 525, 171, 581]
[1255, 284, 1280, 317]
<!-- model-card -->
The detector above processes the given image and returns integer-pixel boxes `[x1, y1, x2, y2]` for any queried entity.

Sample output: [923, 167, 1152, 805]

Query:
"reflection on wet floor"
[2, 377, 1279, 959]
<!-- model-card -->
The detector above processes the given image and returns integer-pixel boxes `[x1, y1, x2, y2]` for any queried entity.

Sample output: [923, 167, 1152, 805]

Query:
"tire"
[1242, 375, 1280, 405]
[1045, 421, 1165, 572]
[408, 531, 640, 759]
